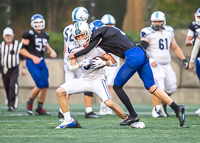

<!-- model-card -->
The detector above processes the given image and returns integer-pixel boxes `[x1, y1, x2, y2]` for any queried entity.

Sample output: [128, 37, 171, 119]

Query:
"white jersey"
[68, 41, 106, 80]
[63, 24, 81, 81]
[140, 25, 174, 64]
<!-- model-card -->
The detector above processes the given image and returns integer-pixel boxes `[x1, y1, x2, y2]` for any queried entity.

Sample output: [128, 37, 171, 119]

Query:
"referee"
[0, 27, 26, 111]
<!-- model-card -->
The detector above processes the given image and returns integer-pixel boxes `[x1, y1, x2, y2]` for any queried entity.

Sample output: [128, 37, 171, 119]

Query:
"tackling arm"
[73, 36, 102, 58]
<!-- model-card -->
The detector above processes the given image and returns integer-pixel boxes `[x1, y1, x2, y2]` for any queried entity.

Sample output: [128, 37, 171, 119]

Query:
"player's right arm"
[189, 34, 200, 71]
[185, 22, 195, 46]
[20, 30, 41, 64]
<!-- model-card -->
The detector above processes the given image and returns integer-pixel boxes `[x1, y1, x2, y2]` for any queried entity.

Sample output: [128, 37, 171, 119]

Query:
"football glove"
[183, 59, 189, 69]
[80, 58, 92, 67]
[91, 57, 106, 69]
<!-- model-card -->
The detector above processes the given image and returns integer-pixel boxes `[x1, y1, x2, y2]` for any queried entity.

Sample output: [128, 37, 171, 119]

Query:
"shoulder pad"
[140, 27, 154, 38]
[192, 21, 197, 25]
[29, 30, 34, 35]
[164, 25, 174, 32]
[68, 41, 82, 54]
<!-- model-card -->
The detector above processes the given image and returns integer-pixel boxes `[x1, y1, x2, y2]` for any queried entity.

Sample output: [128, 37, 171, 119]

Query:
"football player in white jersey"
[140, 11, 189, 118]
[186, 8, 200, 116]
[55, 21, 129, 129]
[99, 14, 121, 115]
[58, 7, 100, 119]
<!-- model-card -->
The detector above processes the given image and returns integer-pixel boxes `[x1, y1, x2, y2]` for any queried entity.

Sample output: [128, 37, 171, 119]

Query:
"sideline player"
[20, 14, 57, 115]
[68, 20, 186, 127]
[185, 7, 200, 116]
[58, 7, 100, 118]
[140, 11, 188, 118]
[99, 14, 120, 115]
[55, 21, 129, 129]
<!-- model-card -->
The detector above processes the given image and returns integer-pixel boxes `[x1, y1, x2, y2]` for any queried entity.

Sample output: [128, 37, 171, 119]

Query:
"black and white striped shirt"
[0, 40, 23, 69]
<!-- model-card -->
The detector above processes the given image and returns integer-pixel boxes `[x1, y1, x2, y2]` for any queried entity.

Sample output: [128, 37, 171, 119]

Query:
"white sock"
[63, 111, 72, 122]
[59, 108, 63, 113]
[100, 101, 106, 108]
[86, 107, 92, 113]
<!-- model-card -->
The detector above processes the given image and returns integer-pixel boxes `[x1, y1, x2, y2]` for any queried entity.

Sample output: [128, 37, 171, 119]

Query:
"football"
[92, 56, 107, 61]
[129, 122, 145, 129]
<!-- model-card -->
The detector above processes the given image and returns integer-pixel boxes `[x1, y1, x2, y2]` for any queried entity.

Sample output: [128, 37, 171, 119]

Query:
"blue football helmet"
[90, 20, 105, 32]
[72, 7, 90, 22]
[31, 14, 45, 30]
[195, 8, 200, 26]
[101, 14, 116, 25]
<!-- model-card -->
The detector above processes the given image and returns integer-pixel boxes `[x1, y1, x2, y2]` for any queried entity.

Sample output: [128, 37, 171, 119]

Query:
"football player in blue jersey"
[20, 14, 57, 115]
[186, 8, 200, 116]
[58, 7, 100, 119]
[68, 20, 186, 127]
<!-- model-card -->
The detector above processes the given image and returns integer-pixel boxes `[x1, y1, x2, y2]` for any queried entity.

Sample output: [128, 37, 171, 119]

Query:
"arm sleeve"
[190, 36, 200, 62]
[74, 35, 102, 57]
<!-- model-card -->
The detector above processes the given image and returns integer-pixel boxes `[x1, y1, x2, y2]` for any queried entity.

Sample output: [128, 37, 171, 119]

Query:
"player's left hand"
[50, 51, 57, 58]
[91, 57, 106, 69]
[189, 62, 194, 71]
[182, 59, 189, 69]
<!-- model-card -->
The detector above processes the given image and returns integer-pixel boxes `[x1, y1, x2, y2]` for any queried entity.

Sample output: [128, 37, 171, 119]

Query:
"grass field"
[0, 103, 199, 143]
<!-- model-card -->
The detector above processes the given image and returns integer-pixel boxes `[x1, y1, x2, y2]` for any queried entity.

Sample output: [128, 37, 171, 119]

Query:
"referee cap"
[3, 27, 14, 37]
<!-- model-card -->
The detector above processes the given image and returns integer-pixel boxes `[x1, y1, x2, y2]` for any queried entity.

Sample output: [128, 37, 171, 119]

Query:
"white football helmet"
[195, 8, 200, 26]
[31, 14, 45, 30]
[72, 21, 92, 47]
[101, 14, 116, 25]
[150, 11, 166, 31]
[72, 7, 90, 22]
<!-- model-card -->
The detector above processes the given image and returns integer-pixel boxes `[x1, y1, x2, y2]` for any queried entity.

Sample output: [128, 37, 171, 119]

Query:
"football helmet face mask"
[72, 7, 90, 22]
[195, 8, 200, 26]
[72, 21, 92, 47]
[31, 14, 45, 30]
[90, 20, 105, 32]
[150, 11, 166, 31]
[101, 14, 116, 25]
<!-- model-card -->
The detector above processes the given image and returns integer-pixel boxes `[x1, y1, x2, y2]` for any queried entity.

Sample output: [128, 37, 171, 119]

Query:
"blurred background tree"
[0, 0, 199, 57]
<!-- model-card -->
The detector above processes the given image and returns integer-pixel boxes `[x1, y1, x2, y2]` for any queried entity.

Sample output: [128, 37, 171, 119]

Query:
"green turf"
[0, 104, 199, 143]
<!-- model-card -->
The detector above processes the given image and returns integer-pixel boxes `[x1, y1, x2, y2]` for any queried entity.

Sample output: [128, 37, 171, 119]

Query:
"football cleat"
[195, 108, 200, 116]
[55, 118, 82, 129]
[176, 105, 185, 127]
[85, 112, 101, 118]
[26, 101, 33, 115]
[106, 106, 113, 115]
[161, 104, 169, 117]
[152, 105, 163, 118]
[58, 111, 64, 118]
[119, 114, 140, 126]
[129, 122, 145, 129]
[99, 107, 106, 115]
[35, 108, 51, 115]
[8, 106, 14, 111]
